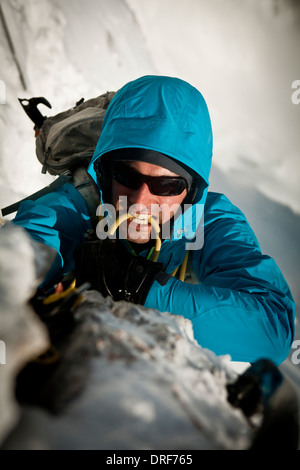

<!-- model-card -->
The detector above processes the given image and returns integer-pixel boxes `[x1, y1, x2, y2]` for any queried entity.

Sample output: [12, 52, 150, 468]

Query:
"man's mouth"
[129, 213, 151, 226]
[115, 211, 161, 244]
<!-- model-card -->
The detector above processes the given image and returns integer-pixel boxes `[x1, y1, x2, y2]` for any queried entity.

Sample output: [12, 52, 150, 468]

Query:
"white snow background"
[0, 0, 300, 446]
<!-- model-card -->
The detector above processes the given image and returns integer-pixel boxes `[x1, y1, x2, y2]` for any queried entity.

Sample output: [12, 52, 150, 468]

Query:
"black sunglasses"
[111, 162, 188, 197]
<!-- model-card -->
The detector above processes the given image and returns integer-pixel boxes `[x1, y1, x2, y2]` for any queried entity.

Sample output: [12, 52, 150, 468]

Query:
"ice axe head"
[19, 97, 52, 133]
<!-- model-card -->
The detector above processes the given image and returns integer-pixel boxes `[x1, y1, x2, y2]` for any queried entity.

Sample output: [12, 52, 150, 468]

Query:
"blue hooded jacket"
[13, 75, 295, 365]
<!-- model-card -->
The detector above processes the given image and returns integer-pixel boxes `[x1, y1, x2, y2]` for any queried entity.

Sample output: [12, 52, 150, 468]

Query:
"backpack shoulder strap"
[70, 167, 100, 229]
[1, 167, 100, 230]
[1, 172, 72, 217]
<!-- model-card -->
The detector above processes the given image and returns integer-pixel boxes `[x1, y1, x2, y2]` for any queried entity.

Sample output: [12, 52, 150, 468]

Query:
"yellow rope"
[108, 213, 162, 261]
[108, 213, 189, 279]
[43, 279, 77, 305]
[171, 251, 189, 281]
[179, 251, 189, 282]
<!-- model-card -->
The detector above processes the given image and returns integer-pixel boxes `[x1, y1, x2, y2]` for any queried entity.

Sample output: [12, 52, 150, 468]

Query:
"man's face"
[111, 161, 188, 244]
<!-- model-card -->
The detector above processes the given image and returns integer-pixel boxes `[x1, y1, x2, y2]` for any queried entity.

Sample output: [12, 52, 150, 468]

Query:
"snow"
[0, 0, 300, 448]
[127, 0, 300, 213]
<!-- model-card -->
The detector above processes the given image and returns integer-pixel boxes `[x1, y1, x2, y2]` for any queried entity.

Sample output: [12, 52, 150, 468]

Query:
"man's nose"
[129, 182, 154, 207]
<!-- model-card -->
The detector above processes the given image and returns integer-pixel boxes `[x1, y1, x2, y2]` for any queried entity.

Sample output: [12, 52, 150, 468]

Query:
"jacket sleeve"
[145, 193, 295, 365]
[13, 182, 92, 287]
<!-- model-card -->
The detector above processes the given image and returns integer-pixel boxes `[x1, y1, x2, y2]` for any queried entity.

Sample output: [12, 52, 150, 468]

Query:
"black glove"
[74, 233, 171, 305]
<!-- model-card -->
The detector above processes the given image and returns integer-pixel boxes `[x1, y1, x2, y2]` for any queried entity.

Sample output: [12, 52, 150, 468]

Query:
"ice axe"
[19, 97, 52, 133]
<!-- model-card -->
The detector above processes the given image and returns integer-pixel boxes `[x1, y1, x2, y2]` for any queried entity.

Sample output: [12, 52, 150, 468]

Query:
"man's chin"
[117, 221, 152, 244]
[126, 227, 152, 244]
[127, 236, 151, 245]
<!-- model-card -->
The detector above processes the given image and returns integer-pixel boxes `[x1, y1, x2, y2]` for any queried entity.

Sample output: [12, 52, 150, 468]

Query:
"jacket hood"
[88, 75, 213, 240]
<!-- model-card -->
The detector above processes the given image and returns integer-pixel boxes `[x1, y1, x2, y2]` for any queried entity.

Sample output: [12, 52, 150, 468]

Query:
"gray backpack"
[2, 91, 116, 226]
[35, 91, 116, 175]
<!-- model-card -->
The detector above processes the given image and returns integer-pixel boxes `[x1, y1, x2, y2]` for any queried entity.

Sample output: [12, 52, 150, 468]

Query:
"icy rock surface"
[5, 290, 252, 450]
[0, 224, 50, 445]
[0, 225, 252, 450]
[62, 292, 252, 450]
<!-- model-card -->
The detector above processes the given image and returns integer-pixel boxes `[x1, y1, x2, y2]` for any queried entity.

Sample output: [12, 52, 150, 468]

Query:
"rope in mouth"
[108, 213, 162, 262]
[108, 213, 188, 279]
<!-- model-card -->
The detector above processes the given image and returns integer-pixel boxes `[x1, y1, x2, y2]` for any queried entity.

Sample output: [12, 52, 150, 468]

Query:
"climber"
[13, 75, 295, 365]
